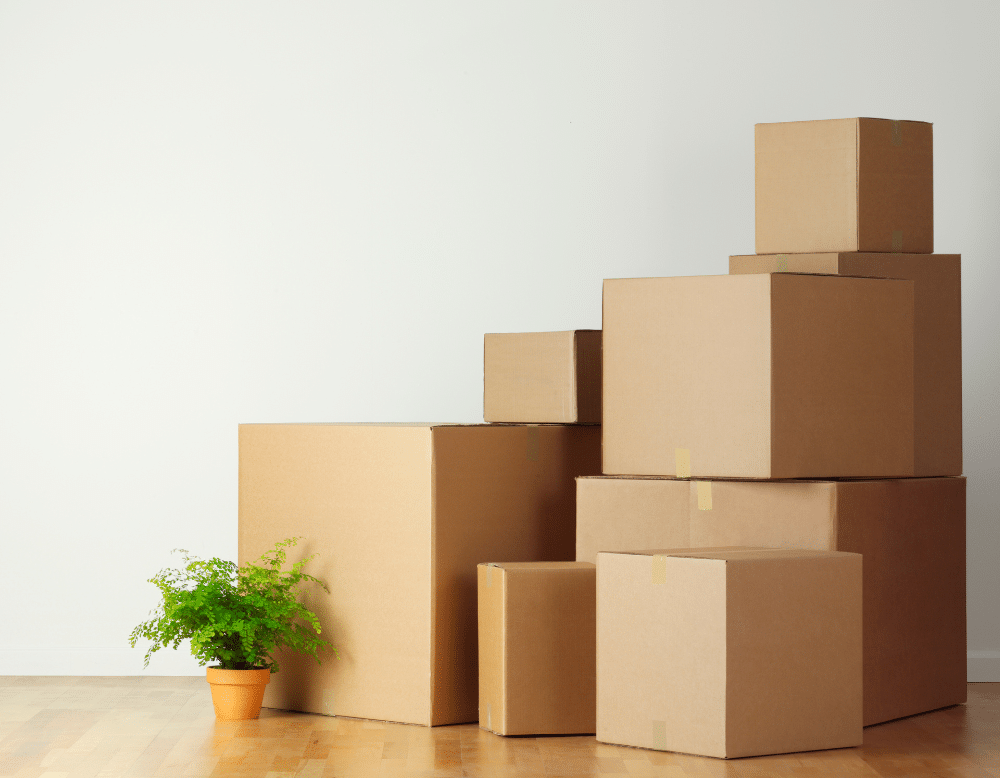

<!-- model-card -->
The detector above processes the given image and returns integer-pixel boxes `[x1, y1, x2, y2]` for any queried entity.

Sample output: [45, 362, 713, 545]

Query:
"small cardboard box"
[477, 561, 596, 736]
[755, 117, 933, 254]
[239, 423, 601, 726]
[603, 273, 915, 478]
[730, 252, 961, 477]
[577, 475, 967, 726]
[597, 548, 863, 759]
[484, 330, 602, 423]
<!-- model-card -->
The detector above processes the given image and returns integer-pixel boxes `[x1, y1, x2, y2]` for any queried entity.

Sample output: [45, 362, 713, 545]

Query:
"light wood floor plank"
[0, 680, 996, 778]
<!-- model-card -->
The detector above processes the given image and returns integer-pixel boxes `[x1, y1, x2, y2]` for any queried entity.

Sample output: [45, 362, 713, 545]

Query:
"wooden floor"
[0, 678, 996, 778]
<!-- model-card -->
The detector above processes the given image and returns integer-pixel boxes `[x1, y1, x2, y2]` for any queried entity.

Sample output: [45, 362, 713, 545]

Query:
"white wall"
[1, 1, 997, 680]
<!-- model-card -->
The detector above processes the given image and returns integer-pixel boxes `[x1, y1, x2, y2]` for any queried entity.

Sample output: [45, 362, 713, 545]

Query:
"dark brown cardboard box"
[578, 475, 967, 726]
[730, 252, 962, 477]
[484, 330, 602, 423]
[239, 423, 601, 726]
[478, 562, 596, 736]
[598, 548, 862, 758]
[755, 118, 933, 254]
[603, 273, 915, 478]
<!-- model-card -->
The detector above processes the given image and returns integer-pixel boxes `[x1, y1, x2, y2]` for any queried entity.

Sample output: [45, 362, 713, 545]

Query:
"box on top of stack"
[755, 117, 932, 254]
[484, 330, 602, 424]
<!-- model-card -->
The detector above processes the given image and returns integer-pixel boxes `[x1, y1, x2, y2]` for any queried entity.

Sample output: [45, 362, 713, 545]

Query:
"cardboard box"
[598, 548, 862, 758]
[238, 423, 601, 726]
[477, 561, 596, 736]
[730, 253, 961, 477]
[577, 475, 967, 726]
[603, 273, 915, 478]
[484, 330, 602, 423]
[755, 118, 933, 254]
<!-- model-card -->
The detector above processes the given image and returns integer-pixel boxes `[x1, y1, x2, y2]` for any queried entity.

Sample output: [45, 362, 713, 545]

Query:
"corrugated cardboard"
[477, 561, 596, 736]
[602, 273, 915, 478]
[577, 475, 967, 726]
[597, 548, 862, 758]
[238, 423, 601, 726]
[755, 118, 933, 254]
[484, 330, 602, 423]
[729, 252, 961, 477]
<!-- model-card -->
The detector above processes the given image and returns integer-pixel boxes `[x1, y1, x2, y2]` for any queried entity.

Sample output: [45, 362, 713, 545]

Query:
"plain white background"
[1, 2, 997, 680]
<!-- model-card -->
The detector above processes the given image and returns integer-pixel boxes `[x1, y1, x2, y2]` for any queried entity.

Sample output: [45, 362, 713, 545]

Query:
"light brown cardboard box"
[597, 548, 862, 758]
[603, 273, 915, 478]
[755, 118, 933, 254]
[477, 562, 596, 736]
[729, 253, 961, 477]
[238, 423, 601, 726]
[577, 475, 967, 726]
[484, 330, 602, 423]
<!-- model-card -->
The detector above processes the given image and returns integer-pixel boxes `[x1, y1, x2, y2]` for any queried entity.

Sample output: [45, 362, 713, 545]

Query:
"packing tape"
[891, 120, 902, 146]
[651, 555, 667, 585]
[775, 255, 789, 272]
[891, 230, 903, 252]
[323, 688, 335, 716]
[486, 702, 492, 731]
[696, 481, 713, 511]
[486, 565, 492, 587]
[526, 425, 540, 462]
[652, 720, 667, 751]
[675, 448, 691, 479]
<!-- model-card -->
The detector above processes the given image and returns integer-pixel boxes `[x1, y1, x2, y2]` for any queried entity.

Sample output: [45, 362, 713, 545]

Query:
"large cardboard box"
[730, 252, 962, 477]
[598, 548, 863, 758]
[603, 273, 915, 478]
[577, 475, 967, 726]
[755, 117, 933, 254]
[238, 423, 601, 726]
[477, 561, 596, 736]
[484, 330, 602, 423]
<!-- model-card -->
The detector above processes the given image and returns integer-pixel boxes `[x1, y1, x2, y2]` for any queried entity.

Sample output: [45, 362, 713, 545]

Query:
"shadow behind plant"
[129, 537, 335, 673]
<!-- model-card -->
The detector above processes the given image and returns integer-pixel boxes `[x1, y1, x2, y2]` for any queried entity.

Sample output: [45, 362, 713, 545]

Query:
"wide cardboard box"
[598, 548, 862, 758]
[603, 273, 914, 478]
[239, 423, 601, 726]
[484, 330, 602, 423]
[478, 562, 596, 736]
[755, 117, 933, 254]
[577, 475, 967, 726]
[730, 252, 961, 477]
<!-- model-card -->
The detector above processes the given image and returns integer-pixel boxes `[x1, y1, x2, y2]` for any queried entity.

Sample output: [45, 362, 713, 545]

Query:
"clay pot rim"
[206, 666, 272, 685]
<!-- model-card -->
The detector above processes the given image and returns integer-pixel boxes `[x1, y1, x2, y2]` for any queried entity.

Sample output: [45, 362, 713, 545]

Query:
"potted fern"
[129, 536, 335, 720]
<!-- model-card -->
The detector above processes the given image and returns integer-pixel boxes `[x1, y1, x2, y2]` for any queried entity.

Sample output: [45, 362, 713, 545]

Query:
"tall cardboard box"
[730, 252, 962, 477]
[603, 273, 915, 478]
[755, 118, 933, 254]
[484, 330, 602, 423]
[239, 423, 601, 726]
[477, 562, 596, 736]
[598, 548, 863, 758]
[577, 475, 967, 726]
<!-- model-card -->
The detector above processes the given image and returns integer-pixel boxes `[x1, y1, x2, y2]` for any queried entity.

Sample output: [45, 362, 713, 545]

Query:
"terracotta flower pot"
[206, 666, 271, 721]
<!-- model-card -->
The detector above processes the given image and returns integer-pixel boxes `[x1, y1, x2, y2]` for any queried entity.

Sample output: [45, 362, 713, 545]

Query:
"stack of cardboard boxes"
[479, 118, 966, 757]
[238, 117, 965, 759]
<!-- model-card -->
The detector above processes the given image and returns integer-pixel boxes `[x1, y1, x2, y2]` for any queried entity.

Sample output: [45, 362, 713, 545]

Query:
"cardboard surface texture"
[755, 118, 933, 254]
[597, 548, 863, 758]
[729, 252, 961, 477]
[238, 423, 601, 726]
[602, 273, 915, 478]
[477, 562, 596, 736]
[484, 330, 602, 423]
[578, 475, 967, 726]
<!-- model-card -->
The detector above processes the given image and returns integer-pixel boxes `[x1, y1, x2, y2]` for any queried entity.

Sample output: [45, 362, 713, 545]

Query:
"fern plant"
[129, 537, 335, 673]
